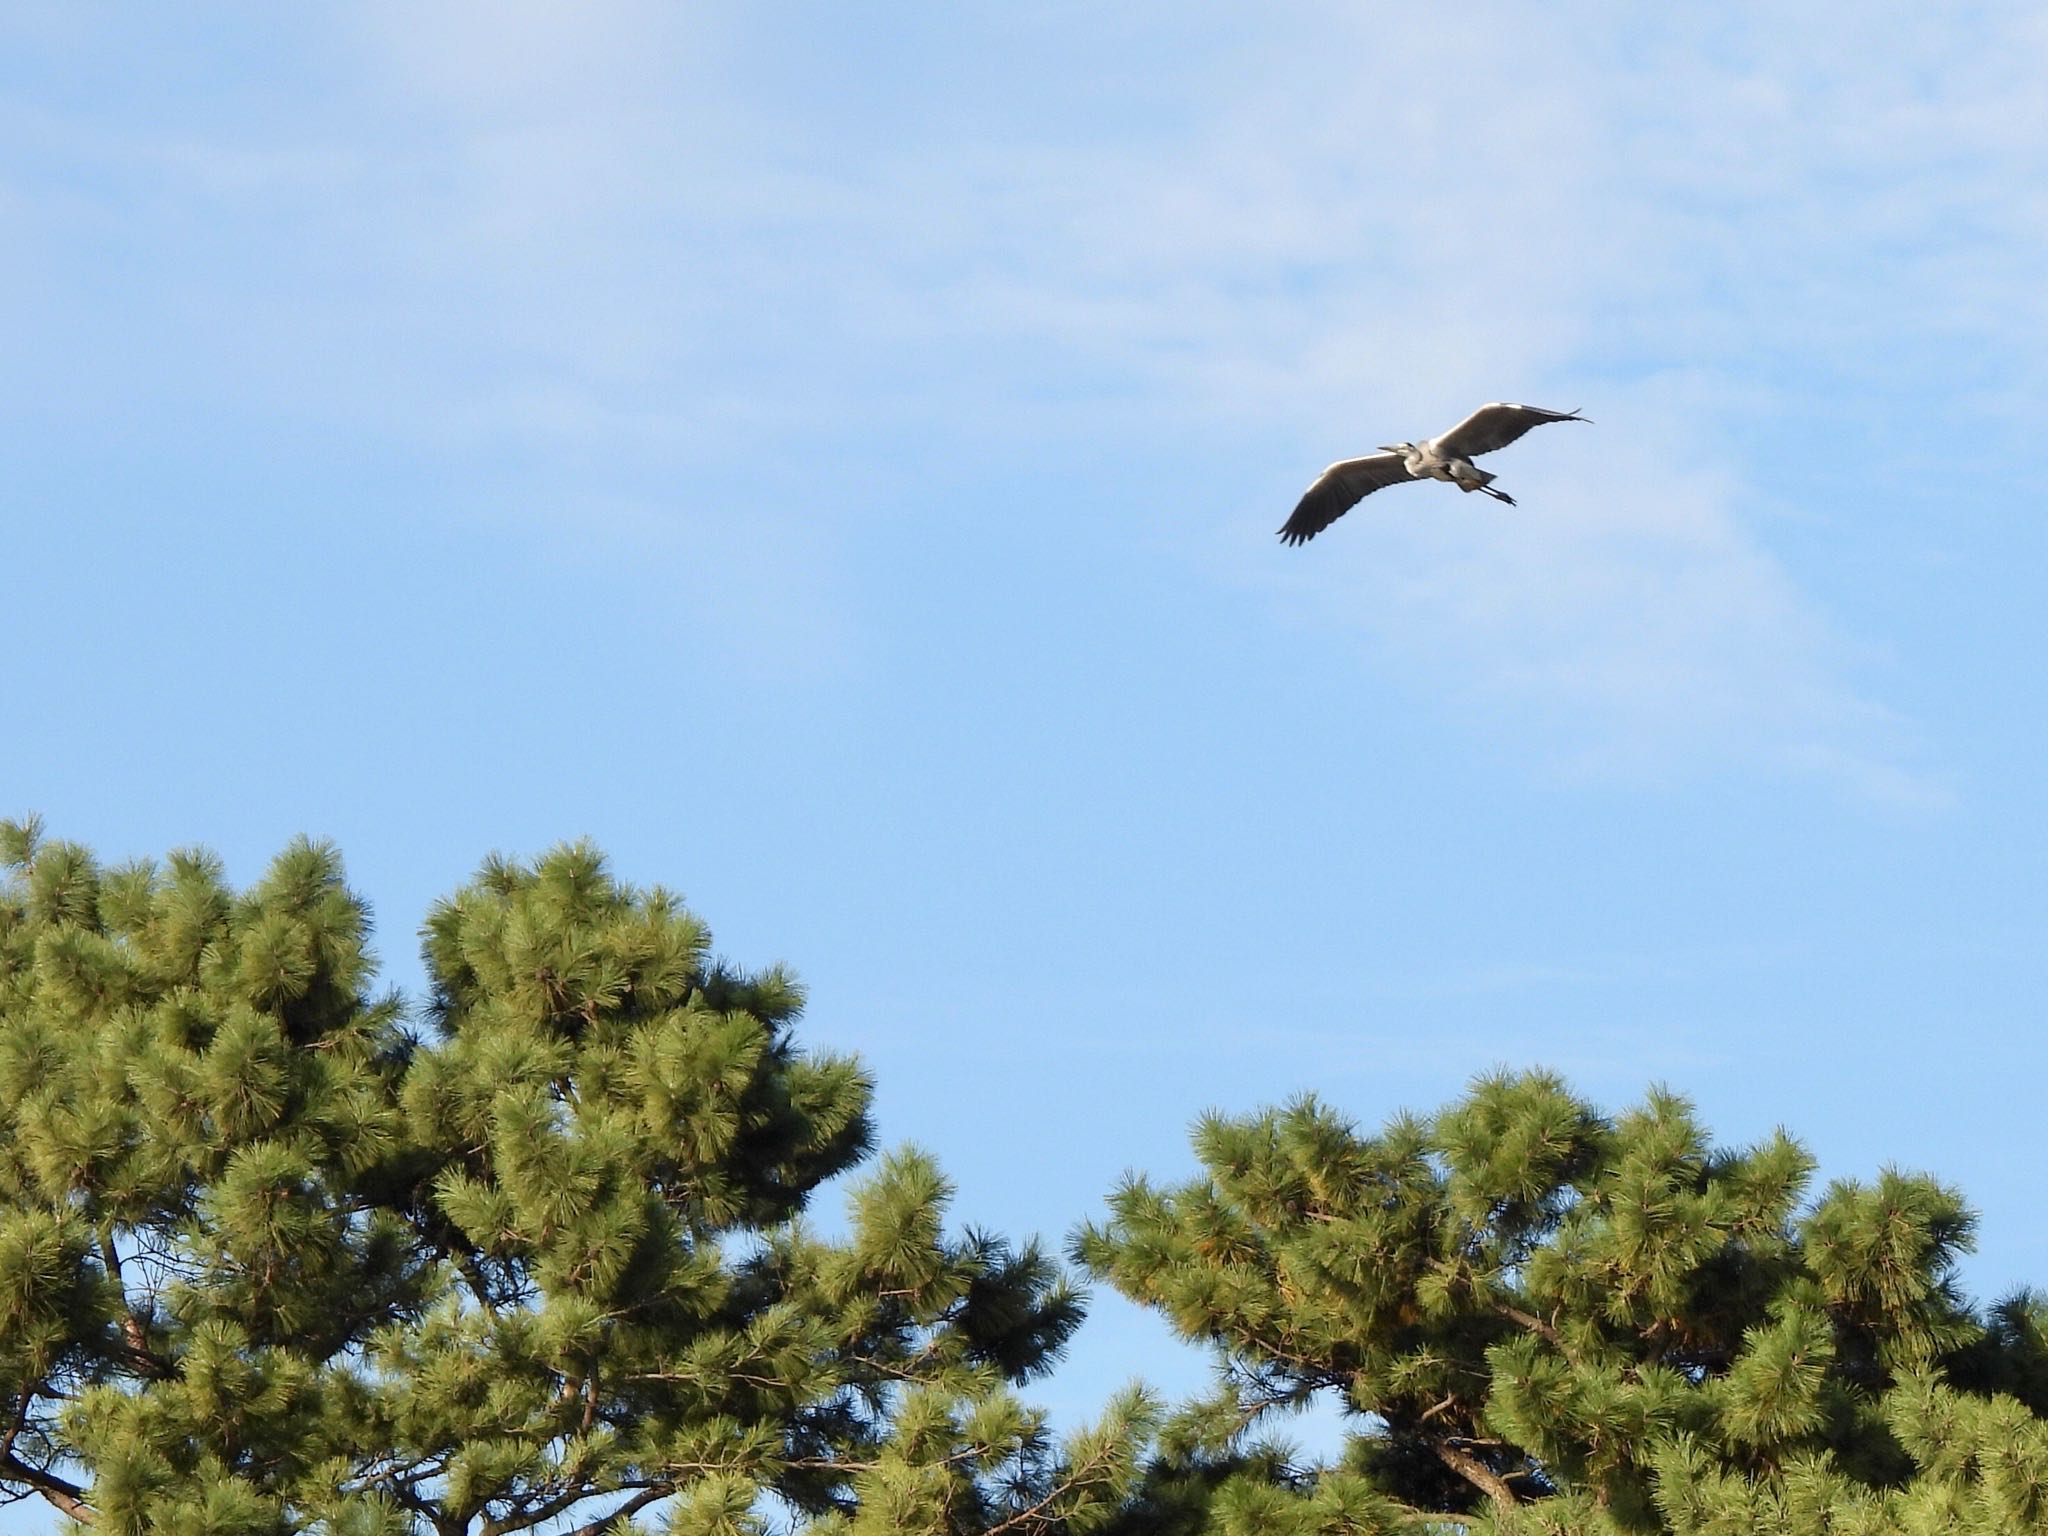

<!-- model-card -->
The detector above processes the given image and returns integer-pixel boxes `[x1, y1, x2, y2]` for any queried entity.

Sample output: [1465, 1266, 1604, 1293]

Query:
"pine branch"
[1432, 1442, 1517, 1515]
[95, 1233, 172, 1378]
[555, 1486, 666, 1536]
[481, 1480, 626, 1536]
[980, 1431, 1127, 1536]
[0, 1387, 34, 1464]
[0, 1452, 94, 1525]
[1418, 1393, 1459, 1426]
[1492, 1301, 1559, 1345]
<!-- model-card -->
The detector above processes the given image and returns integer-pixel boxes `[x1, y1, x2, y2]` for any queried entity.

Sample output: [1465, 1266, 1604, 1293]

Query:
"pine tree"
[0, 823, 1147, 1534]
[1074, 1070, 2048, 1533]
[0, 817, 417, 1529]
[16, 822, 2046, 1534]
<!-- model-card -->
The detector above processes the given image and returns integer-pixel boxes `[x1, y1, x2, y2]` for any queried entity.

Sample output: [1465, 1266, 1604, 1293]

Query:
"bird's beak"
[1378, 445, 1403, 454]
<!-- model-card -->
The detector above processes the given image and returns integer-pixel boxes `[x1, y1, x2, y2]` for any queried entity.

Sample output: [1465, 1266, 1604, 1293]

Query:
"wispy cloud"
[347, 4, 2042, 796]
[11, 3, 2040, 792]
[1247, 422, 1942, 802]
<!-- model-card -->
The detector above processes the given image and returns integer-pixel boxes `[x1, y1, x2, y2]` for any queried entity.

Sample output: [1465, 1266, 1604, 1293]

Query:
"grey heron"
[1277, 402, 1588, 546]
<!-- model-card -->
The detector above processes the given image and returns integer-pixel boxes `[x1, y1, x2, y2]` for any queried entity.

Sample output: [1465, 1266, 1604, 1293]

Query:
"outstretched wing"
[1277, 453, 1417, 545]
[1428, 402, 1587, 459]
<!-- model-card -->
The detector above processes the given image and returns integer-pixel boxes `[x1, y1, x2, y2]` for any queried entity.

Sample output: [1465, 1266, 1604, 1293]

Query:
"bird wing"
[1277, 452, 1417, 545]
[1427, 402, 1587, 459]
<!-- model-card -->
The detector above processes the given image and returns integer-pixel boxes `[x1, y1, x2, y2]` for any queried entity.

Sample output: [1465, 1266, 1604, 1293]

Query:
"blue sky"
[5, 2, 2048, 1524]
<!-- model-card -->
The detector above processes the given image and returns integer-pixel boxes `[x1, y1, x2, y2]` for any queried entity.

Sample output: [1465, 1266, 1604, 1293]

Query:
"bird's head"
[1380, 441, 1416, 456]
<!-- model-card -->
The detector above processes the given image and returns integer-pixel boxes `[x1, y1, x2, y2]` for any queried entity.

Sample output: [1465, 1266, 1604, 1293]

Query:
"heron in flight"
[1277, 402, 1588, 546]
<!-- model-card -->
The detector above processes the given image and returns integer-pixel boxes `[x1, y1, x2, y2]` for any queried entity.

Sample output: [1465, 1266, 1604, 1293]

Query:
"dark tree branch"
[0, 1452, 95, 1525]
[1433, 1442, 1517, 1516]
[557, 1486, 665, 1536]
[0, 1387, 33, 1463]
[1495, 1301, 1565, 1349]
[981, 1433, 1126, 1536]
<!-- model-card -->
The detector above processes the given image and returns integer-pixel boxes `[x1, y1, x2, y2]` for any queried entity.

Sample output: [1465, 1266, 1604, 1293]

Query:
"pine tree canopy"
[0, 823, 1149, 1536]
[7, 822, 2048, 1534]
[1073, 1073, 2048, 1534]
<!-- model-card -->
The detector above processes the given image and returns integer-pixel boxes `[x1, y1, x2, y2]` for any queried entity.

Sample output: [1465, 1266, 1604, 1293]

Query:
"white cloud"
[384, 7, 2019, 796]
[17, 3, 2043, 792]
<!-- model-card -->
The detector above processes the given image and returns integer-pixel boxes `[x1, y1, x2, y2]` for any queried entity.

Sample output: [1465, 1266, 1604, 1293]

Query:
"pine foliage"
[10, 822, 2048, 1534]
[0, 825, 1144, 1534]
[1074, 1070, 2048, 1533]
